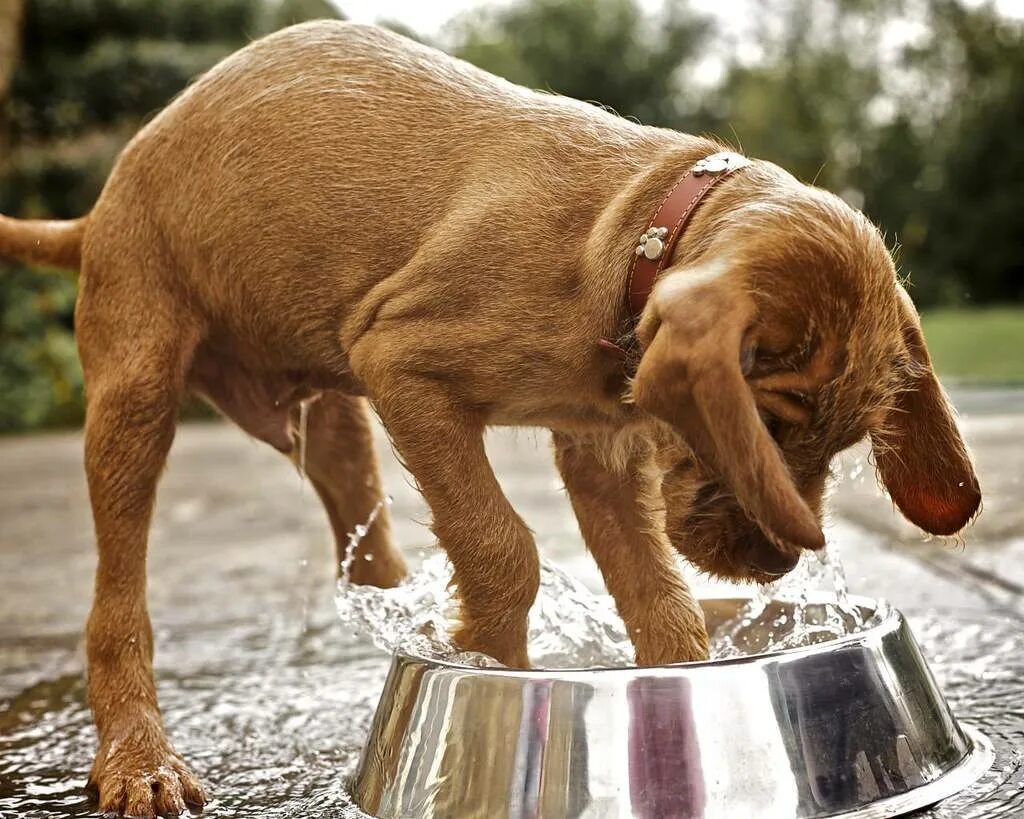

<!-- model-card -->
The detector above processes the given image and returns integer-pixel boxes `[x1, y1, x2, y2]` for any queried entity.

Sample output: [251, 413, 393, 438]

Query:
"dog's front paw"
[634, 627, 710, 666]
[630, 598, 710, 666]
[454, 619, 531, 669]
[87, 731, 205, 818]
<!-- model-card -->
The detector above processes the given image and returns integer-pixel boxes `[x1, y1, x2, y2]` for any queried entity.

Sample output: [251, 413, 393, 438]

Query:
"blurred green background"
[1, 0, 1021, 432]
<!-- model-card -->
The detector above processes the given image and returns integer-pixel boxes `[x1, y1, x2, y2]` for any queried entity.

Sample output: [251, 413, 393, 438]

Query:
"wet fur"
[0, 21, 980, 818]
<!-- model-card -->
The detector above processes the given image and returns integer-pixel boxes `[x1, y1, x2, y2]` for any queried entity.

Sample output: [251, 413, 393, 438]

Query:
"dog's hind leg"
[76, 255, 206, 818]
[188, 355, 407, 588]
[289, 392, 407, 587]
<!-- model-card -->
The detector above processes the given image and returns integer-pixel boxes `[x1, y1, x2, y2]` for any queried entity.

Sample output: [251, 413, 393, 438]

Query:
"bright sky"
[332, 0, 1024, 34]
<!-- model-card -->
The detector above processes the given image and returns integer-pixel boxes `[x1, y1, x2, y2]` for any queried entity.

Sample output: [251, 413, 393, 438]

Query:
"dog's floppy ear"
[870, 286, 981, 535]
[631, 266, 824, 552]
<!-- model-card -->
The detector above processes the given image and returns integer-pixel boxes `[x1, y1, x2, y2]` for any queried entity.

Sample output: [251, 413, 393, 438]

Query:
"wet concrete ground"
[1, 389, 1022, 816]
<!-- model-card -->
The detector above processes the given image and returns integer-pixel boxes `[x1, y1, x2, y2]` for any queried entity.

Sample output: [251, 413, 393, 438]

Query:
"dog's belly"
[187, 339, 365, 452]
[487, 399, 637, 431]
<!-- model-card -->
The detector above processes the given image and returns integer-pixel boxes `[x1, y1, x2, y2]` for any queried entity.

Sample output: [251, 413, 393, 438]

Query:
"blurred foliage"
[450, 0, 711, 126]
[2, 0, 1023, 432]
[0, 0, 341, 433]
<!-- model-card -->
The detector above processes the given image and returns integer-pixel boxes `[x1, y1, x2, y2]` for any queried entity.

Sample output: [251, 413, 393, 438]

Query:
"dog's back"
[4, 21, 683, 366]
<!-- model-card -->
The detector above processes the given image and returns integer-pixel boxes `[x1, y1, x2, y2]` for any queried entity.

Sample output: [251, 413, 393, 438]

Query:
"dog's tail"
[0, 214, 86, 271]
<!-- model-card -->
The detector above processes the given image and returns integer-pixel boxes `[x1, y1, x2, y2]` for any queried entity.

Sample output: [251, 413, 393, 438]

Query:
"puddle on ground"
[3, 551, 1022, 817]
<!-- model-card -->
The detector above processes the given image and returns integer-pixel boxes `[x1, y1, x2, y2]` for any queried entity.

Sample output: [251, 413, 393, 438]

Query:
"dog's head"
[631, 160, 980, 583]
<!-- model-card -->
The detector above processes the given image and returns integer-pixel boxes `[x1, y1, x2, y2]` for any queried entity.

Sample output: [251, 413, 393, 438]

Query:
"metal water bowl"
[352, 596, 992, 818]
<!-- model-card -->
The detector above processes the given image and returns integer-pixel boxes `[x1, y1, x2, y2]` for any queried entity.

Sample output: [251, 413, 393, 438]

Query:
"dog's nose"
[748, 541, 802, 577]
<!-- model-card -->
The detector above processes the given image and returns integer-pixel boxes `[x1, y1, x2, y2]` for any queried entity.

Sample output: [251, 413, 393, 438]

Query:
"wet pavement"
[1, 389, 1022, 817]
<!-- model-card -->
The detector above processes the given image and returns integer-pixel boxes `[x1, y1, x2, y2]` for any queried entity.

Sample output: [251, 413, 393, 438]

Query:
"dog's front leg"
[370, 381, 540, 667]
[553, 432, 709, 665]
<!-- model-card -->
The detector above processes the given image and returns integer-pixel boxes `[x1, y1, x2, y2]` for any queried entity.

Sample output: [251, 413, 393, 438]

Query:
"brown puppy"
[0, 21, 979, 818]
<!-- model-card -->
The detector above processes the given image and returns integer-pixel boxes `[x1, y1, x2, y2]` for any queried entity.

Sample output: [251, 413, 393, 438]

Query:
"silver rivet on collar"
[692, 151, 735, 177]
[635, 226, 669, 260]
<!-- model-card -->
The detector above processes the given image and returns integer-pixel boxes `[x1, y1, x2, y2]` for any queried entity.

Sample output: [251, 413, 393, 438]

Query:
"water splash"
[293, 395, 321, 480]
[337, 532, 891, 668]
[335, 553, 632, 669]
[708, 583, 772, 659]
[337, 496, 392, 586]
[711, 541, 889, 658]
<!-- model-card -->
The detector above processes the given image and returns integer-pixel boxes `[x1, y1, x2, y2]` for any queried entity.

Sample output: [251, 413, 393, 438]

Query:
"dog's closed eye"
[742, 347, 816, 427]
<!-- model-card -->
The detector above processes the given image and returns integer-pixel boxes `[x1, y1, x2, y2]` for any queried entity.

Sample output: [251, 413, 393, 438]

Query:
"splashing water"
[711, 541, 890, 658]
[336, 529, 884, 668]
[293, 394, 321, 480]
[335, 550, 633, 669]
[337, 496, 393, 586]
[708, 583, 773, 660]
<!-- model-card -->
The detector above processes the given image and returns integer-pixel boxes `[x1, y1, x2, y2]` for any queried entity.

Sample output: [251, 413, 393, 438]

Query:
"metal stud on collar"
[635, 226, 669, 260]
[691, 151, 735, 177]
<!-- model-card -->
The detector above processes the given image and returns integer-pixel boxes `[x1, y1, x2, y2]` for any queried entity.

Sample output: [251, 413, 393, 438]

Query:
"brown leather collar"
[598, 151, 749, 362]
[599, 151, 751, 358]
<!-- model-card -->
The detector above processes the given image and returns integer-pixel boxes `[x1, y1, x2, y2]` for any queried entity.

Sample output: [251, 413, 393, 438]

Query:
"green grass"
[921, 306, 1024, 385]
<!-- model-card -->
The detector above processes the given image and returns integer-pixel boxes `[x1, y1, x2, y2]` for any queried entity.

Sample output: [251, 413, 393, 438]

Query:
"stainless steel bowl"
[352, 596, 992, 819]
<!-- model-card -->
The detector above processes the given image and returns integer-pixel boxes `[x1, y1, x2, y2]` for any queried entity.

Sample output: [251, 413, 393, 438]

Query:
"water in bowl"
[334, 529, 883, 668]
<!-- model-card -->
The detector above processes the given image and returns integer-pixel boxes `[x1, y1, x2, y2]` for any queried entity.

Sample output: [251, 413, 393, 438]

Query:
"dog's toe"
[150, 768, 188, 815]
[173, 760, 207, 809]
[95, 774, 128, 816]
[124, 775, 162, 817]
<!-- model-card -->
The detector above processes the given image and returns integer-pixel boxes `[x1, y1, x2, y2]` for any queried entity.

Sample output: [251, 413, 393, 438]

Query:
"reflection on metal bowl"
[352, 596, 993, 819]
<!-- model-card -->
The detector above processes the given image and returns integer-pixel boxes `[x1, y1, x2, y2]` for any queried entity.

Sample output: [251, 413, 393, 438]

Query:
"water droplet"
[293, 394, 323, 481]
[338, 498, 390, 584]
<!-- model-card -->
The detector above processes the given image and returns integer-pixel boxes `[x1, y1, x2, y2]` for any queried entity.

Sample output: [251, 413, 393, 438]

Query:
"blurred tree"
[447, 0, 713, 129]
[699, 0, 1023, 307]
[270, 0, 339, 29]
[0, 0, 20, 101]
[0, 0, 20, 157]
[0, 0, 341, 433]
[700, 0, 895, 198]
[874, 0, 1024, 305]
